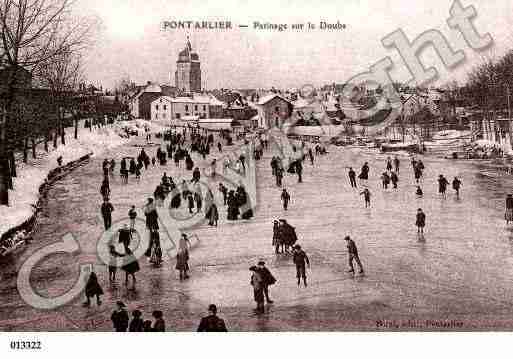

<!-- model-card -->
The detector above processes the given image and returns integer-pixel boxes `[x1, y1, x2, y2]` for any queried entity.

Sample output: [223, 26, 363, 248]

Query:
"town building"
[175, 38, 201, 93]
[129, 82, 162, 120]
[255, 94, 294, 129]
[150, 94, 225, 124]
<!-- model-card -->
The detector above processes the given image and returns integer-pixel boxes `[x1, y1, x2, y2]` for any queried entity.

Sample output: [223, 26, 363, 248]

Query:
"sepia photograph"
[1, 0, 513, 355]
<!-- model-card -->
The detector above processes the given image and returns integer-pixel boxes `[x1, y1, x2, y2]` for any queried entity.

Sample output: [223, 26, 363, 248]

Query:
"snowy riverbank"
[0, 124, 129, 241]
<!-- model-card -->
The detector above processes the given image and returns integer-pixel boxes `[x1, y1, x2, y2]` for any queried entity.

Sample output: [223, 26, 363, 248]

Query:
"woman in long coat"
[207, 203, 219, 226]
[84, 272, 103, 306]
[250, 266, 265, 313]
[272, 220, 281, 254]
[227, 191, 239, 220]
[122, 248, 140, 286]
[176, 248, 190, 280]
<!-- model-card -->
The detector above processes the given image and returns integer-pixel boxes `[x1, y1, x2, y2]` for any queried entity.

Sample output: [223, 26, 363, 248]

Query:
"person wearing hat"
[257, 261, 277, 304]
[281, 188, 291, 211]
[152, 310, 166, 332]
[416, 208, 426, 235]
[249, 266, 265, 313]
[129, 310, 144, 332]
[111, 301, 129, 332]
[197, 304, 228, 332]
[438, 174, 449, 199]
[292, 245, 310, 287]
[506, 194, 513, 225]
[344, 236, 364, 274]
[83, 272, 103, 307]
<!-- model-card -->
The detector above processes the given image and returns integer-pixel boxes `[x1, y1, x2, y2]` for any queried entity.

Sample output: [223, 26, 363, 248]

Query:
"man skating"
[344, 236, 364, 274]
[101, 199, 114, 230]
[348, 167, 357, 188]
[197, 304, 228, 332]
[360, 188, 371, 208]
[281, 188, 291, 210]
[257, 261, 277, 304]
[293, 244, 310, 287]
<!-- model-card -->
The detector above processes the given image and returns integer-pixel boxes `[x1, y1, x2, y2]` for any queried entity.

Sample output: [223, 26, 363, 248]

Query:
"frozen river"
[1, 135, 513, 331]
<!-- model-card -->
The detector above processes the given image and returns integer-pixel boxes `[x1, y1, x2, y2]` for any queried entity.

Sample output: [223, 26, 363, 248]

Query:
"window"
[194, 105, 198, 111]
[176, 113, 181, 119]
[163, 105, 167, 110]
[185, 105, 189, 111]
[203, 105, 206, 111]
[275, 106, 279, 113]
[156, 104, 159, 110]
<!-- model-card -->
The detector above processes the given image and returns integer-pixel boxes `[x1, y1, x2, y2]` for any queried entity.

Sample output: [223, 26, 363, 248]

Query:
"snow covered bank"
[0, 124, 129, 242]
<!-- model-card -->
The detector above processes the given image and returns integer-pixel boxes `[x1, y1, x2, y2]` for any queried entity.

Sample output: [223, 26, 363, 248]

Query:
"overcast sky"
[76, 0, 513, 90]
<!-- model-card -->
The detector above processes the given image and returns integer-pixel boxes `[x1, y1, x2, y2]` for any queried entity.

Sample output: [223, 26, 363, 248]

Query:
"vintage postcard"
[0, 0, 512, 349]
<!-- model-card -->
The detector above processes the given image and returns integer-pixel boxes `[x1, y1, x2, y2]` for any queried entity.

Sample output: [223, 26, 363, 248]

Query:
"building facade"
[256, 94, 293, 129]
[175, 39, 201, 93]
[151, 95, 221, 123]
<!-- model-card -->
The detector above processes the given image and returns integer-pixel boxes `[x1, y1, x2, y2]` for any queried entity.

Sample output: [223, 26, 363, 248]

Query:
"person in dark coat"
[118, 224, 132, 250]
[281, 188, 291, 210]
[438, 174, 449, 199]
[129, 158, 137, 174]
[129, 310, 144, 332]
[152, 311, 166, 332]
[279, 219, 298, 252]
[100, 180, 110, 201]
[257, 261, 276, 304]
[360, 188, 371, 208]
[176, 248, 190, 280]
[111, 301, 129, 332]
[207, 203, 219, 226]
[416, 208, 426, 235]
[187, 194, 195, 214]
[108, 244, 124, 282]
[344, 236, 364, 274]
[359, 162, 369, 182]
[186, 155, 194, 171]
[192, 167, 201, 183]
[101, 199, 114, 230]
[348, 167, 357, 188]
[390, 171, 399, 189]
[506, 194, 513, 225]
[292, 244, 310, 287]
[381, 172, 390, 189]
[197, 304, 228, 332]
[452, 177, 462, 197]
[122, 248, 140, 286]
[296, 160, 303, 183]
[250, 266, 264, 313]
[83, 272, 103, 307]
[227, 191, 239, 220]
[272, 220, 282, 254]
[171, 189, 181, 209]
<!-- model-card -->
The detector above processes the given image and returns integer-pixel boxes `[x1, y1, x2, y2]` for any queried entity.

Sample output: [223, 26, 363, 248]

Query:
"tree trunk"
[61, 125, 66, 145]
[23, 138, 28, 163]
[9, 151, 16, 178]
[53, 130, 58, 148]
[74, 117, 78, 139]
[44, 133, 49, 152]
[31, 138, 36, 159]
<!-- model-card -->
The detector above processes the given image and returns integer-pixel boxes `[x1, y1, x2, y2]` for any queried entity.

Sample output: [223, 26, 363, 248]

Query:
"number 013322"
[10, 341, 42, 350]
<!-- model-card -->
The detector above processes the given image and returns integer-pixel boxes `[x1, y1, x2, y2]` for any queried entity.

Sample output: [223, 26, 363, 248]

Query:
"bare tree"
[37, 50, 84, 144]
[0, 0, 96, 205]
